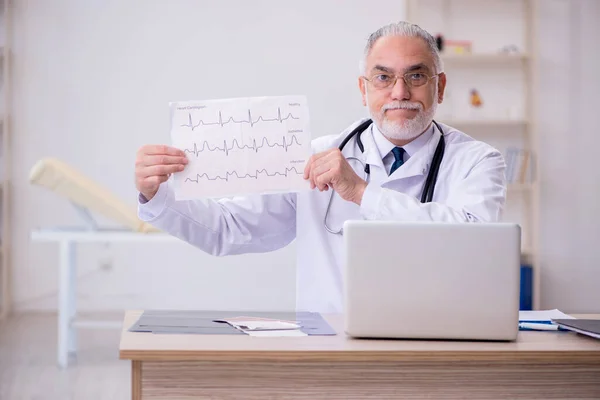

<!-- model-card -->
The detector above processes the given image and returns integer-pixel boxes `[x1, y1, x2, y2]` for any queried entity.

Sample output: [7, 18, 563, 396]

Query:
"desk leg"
[57, 240, 76, 368]
[132, 361, 142, 400]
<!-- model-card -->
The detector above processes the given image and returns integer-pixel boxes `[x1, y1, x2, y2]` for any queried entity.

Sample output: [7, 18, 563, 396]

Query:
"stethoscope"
[324, 118, 446, 235]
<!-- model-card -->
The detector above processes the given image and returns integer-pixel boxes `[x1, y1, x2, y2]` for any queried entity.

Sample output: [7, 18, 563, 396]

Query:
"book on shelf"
[505, 146, 535, 184]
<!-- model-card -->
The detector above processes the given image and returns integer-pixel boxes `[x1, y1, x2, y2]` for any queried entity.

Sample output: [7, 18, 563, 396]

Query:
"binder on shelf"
[505, 146, 535, 184]
[519, 264, 533, 311]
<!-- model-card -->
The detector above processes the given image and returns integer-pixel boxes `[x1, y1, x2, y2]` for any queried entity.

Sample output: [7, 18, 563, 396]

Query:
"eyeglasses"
[362, 71, 442, 90]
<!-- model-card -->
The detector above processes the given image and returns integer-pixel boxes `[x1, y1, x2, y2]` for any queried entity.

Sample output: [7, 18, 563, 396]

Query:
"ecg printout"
[170, 96, 313, 200]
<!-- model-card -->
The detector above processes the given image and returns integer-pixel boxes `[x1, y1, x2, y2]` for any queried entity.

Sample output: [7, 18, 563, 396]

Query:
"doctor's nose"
[390, 76, 411, 101]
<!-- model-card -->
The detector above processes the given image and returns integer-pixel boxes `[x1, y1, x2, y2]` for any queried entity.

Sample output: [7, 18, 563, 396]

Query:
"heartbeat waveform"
[181, 108, 300, 131]
[184, 135, 302, 156]
[184, 167, 303, 183]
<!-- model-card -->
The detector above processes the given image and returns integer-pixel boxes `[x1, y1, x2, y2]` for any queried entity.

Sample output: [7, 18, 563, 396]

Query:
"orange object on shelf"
[470, 89, 483, 107]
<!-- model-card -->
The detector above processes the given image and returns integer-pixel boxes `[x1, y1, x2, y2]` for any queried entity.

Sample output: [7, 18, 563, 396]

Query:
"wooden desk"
[119, 310, 600, 399]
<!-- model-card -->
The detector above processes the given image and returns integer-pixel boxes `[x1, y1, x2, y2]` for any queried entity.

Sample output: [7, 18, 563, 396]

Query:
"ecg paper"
[169, 95, 313, 200]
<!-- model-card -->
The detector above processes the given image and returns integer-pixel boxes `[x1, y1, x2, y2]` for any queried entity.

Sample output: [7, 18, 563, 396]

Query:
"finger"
[311, 149, 343, 172]
[314, 162, 340, 191]
[311, 154, 344, 189]
[143, 145, 186, 157]
[142, 174, 169, 189]
[315, 170, 336, 191]
[141, 155, 188, 167]
[309, 160, 335, 190]
[141, 164, 184, 178]
[303, 149, 338, 179]
[307, 151, 338, 187]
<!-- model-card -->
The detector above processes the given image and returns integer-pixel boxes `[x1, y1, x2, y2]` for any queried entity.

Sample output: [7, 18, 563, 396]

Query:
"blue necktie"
[389, 147, 405, 175]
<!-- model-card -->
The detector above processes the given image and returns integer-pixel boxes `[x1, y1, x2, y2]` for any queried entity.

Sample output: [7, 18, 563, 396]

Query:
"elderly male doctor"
[135, 21, 506, 313]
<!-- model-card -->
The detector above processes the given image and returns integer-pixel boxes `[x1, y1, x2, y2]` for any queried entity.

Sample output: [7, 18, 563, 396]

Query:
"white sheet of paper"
[169, 95, 313, 199]
[216, 317, 307, 337]
[518, 309, 574, 321]
[245, 329, 308, 337]
[227, 320, 301, 331]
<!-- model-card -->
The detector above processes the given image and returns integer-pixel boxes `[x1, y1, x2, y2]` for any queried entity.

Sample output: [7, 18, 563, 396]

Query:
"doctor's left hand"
[303, 149, 367, 205]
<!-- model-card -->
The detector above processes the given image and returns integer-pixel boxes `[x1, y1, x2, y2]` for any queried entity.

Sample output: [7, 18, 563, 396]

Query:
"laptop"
[343, 220, 521, 341]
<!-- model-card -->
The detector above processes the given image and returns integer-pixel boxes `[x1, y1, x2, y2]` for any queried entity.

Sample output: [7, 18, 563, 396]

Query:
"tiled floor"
[0, 313, 130, 400]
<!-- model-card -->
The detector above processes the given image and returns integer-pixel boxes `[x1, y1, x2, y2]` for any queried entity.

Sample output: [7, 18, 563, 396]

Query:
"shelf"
[521, 247, 533, 263]
[441, 53, 528, 66]
[440, 119, 528, 129]
[508, 183, 533, 192]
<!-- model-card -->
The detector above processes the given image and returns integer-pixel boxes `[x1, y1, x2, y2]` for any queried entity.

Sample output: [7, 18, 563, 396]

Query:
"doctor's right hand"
[135, 145, 188, 201]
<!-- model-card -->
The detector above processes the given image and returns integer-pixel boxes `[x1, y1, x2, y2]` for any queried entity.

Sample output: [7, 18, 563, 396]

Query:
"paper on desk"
[519, 309, 574, 322]
[245, 329, 308, 337]
[128, 310, 336, 336]
[217, 318, 300, 331]
[216, 316, 307, 337]
[169, 95, 313, 200]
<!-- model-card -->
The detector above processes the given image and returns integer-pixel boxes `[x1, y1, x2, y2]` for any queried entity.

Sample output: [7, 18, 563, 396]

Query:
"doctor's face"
[358, 35, 446, 144]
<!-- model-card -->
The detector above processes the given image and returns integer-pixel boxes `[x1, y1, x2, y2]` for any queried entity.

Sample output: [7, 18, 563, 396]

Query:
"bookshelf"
[441, 53, 529, 65]
[440, 119, 529, 129]
[405, 0, 540, 308]
[0, 0, 10, 320]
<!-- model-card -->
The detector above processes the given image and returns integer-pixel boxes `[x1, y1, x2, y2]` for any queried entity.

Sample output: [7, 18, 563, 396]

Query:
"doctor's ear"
[437, 72, 447, 104]
[358, 77, 367, 106]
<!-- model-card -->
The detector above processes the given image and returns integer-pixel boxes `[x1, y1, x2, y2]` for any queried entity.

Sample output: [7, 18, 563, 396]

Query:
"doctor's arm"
[359, 150, 506, 223]
[138, 182, 297, 256]
[135, 145, 297, 256]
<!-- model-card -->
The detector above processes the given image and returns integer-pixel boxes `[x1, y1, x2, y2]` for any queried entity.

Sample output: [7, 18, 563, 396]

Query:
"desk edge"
[119, 349, 600, 363]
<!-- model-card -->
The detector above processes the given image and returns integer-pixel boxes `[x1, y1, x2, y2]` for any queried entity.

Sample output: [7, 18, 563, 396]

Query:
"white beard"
[367, 88, 438, 142]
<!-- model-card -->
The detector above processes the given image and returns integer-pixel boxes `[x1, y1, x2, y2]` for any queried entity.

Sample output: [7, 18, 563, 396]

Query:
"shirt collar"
[371, 121, 435, 160]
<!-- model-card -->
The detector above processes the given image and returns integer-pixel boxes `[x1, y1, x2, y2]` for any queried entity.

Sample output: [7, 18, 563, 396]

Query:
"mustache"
[382, 101, 423, 112]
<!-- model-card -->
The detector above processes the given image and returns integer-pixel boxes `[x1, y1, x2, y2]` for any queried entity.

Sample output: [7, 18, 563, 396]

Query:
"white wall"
[11, 0, 405, 312]
[10, 0, 600, 314]
[536, 0, 600, 313]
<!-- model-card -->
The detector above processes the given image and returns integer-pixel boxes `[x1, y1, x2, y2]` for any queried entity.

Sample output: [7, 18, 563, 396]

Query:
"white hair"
[359, 21, 443, 75]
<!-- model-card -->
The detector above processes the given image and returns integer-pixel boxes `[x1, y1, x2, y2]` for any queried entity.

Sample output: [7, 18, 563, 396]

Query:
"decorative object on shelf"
[499, 44, 520, 55]
[442, 39, 472, 55]
[435, 33, 444, 51]
[469, 89, 483, 108]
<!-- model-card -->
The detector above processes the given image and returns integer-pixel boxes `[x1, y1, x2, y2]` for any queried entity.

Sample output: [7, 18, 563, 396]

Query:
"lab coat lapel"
[357, 125, 392, 183]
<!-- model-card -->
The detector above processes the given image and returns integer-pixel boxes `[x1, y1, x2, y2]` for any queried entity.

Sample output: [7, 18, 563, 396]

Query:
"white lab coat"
[138, 118, 506, 313]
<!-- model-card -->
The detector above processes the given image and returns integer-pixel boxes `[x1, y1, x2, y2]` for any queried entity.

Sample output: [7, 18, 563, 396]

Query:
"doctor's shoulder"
[307, 117, 371, 154]
[440, 123, 506, 166]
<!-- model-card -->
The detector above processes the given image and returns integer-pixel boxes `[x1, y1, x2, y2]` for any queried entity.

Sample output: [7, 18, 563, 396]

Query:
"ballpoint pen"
[519, 322, 560, 331]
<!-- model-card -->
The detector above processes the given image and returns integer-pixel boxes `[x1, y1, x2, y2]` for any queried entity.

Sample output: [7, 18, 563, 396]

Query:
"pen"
[519, 322, 560, 331]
